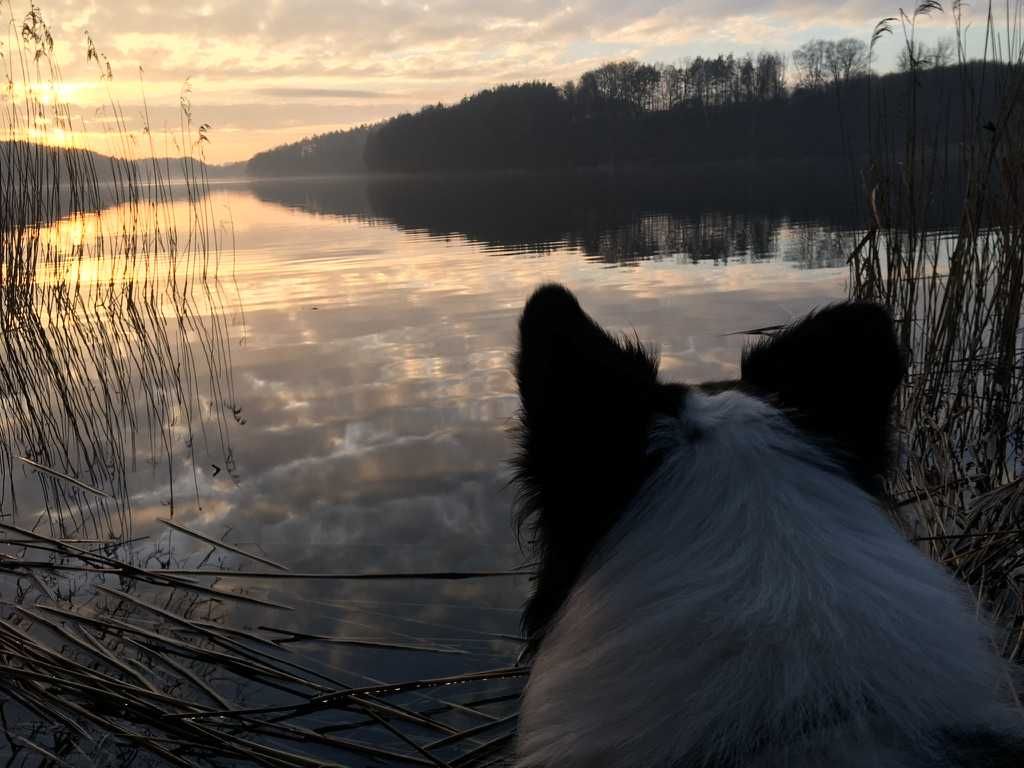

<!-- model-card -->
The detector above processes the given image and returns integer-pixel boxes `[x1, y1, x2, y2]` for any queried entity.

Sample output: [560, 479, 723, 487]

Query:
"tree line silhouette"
[248, 125, 371, 177]
[245, 169, 879, 265]
[245, 39, 1003, 176]
[0, 141, 234, 228]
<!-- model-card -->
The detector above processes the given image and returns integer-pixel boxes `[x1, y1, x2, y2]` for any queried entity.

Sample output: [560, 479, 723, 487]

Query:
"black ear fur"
[513, 284, 682, 650]
[740, 302, 905, 489]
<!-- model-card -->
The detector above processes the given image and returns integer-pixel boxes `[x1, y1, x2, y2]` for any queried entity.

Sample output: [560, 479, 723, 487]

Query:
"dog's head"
[511, 283, 904, 653]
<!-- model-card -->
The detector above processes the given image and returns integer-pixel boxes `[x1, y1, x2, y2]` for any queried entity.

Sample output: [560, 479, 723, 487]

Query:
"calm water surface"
[17, 175, 856, 692]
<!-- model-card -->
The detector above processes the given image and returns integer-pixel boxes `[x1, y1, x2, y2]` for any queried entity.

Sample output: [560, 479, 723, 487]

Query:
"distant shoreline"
[238, 155, 863, 184]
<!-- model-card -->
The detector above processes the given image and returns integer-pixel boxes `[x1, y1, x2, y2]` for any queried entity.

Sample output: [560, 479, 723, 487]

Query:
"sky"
[4, 0, 980, 163]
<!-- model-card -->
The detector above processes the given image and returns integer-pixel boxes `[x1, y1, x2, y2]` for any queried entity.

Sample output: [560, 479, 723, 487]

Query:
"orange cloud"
[4, 0, 991, 162]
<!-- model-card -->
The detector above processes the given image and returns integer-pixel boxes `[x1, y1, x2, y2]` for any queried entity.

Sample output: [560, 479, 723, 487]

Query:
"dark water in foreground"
[11, 173, 862, 720]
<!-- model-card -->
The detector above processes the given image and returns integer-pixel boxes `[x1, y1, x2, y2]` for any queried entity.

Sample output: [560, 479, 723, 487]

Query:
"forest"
[246, 37, 994, 176]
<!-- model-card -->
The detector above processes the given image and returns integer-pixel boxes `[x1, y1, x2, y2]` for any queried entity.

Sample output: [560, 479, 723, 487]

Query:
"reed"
[1, 6, 527, 764]
[0, 513, 527, 766]
[0, 2, 240, 538]
[849, 1, 1024, 661]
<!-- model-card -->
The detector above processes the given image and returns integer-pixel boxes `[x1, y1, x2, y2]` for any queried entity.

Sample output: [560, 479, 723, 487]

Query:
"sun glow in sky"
[5, 1, 977, 163]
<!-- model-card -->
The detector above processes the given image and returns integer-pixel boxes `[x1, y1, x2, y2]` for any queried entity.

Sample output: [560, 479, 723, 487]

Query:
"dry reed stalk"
[851, 2, 1024, 665]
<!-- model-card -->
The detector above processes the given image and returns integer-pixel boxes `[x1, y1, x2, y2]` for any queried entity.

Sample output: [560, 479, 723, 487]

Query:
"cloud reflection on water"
[15, 177, 851, 688]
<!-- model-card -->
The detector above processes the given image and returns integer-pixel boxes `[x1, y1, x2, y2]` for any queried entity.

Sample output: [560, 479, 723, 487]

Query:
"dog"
[511, 284, 1024, 767]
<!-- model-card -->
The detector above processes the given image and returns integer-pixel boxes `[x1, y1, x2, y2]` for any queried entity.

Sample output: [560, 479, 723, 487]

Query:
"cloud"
[20, 0, 980, 161]
[254, 87, 399, 99]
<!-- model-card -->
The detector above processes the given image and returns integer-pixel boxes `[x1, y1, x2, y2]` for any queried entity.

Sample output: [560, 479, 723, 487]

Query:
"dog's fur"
[511, 284, 1024, 767]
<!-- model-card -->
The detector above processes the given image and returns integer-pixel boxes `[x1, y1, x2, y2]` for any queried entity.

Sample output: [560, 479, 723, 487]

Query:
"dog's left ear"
[741, 302, 905, 484]
[513, 284, 677, 644]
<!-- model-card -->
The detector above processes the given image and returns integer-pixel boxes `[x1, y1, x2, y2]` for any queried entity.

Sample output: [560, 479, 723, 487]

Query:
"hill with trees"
[247, 125, 371, 177]
[0, 141, 235, 227]
[245, 37, 1003, 176]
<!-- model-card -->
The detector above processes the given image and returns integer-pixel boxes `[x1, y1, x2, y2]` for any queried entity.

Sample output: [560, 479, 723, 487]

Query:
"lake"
[5, 172, 864, 761]
[181, 172, 854, 587]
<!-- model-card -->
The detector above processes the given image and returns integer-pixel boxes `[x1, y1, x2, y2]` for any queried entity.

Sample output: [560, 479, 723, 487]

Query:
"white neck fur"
[516, 389, 1018, 768]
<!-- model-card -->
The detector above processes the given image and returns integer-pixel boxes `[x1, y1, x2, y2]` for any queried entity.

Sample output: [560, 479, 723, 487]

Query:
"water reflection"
[0, 197, 240, 537]
[3, 174, 860, 764]
[246, 170, 876, 265]
[146, 180, 853, 662]
[156, 178, 856, 573]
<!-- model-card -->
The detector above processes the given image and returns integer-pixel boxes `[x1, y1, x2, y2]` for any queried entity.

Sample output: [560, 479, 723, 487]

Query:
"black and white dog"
[511, 284, 1024, 768]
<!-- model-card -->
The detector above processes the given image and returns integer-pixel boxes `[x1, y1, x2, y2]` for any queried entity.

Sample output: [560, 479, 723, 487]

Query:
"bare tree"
[586, 60, 659, 112]
[631, 63, 660, 111]
[795, 38, 867, 89]
[656, 63, 685, 110]
[897, 38, 956, 71]
[931, 37, 956, 67]
[827, 38, 869, 83]
[755, 52, 786, 100]
[739, 55, 756, 102]
[793, 39, 830, 89]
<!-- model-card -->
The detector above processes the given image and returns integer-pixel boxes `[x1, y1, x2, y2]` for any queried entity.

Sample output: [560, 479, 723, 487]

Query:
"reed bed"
[2, 5, 527, 765]
[1, 3, 240, 539]
[0, 517, 527, 767]
[850, 1, 1024, 660]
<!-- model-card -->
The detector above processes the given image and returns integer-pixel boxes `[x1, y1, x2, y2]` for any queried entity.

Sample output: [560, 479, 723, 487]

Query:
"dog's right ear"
[513, 284, 677, 646]
[740, 301, 904, 487]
